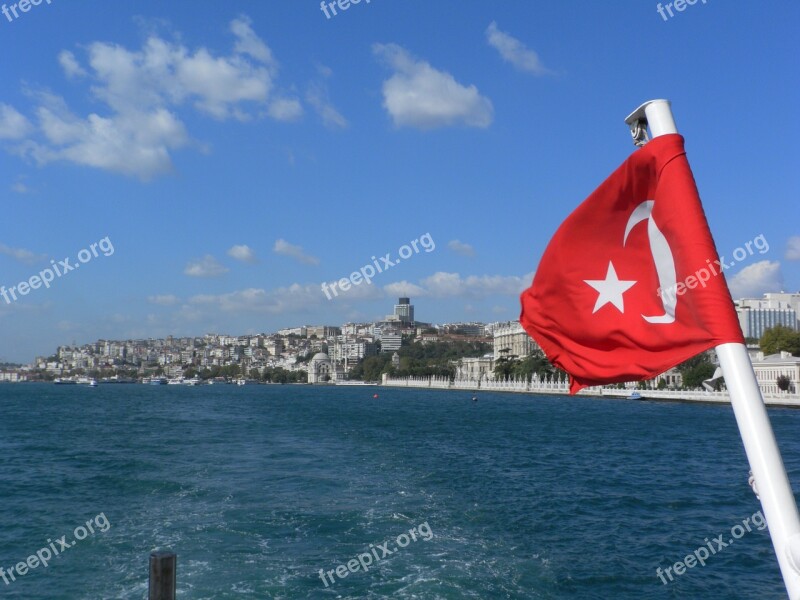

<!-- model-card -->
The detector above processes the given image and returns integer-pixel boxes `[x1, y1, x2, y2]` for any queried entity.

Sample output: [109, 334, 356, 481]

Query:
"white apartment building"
[736, 293, 800, 338]
[493, 321, 538, 360]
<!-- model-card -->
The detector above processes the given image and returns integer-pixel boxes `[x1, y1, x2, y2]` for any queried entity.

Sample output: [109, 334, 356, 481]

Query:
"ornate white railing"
[380, 375, 800, 407]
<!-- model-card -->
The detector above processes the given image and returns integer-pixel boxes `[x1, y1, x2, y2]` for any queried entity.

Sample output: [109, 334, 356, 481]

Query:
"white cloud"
[0, 104, 32, 140]
[268, 97, 303, 121]
[306, 80, 347, 129]
[11, 181, 30, 194]
[58, 50, 88, 78]
[486, 22, 551, 75]
[324, 278, 386, 301]
[383, 281, 426, 297]
[23, 95, 190, 180]
[147, 294, 180, 306]
[381, 271, 532, 299]
[373, 43, 493, 130]
[187, 284, 322, 314]
[227, 244, 257, 263]
[184, 255, 229, 278]
[83, 31, 276, 119]
[785, 236, 800, 261]
[0, 243, 46, 265]
[420, 271, 533, 298]
[727, 260, 783, 299]
[447, 239, 475, 257]
[273, 239, 319, 265]
[230, 16, 275, 64]
[2, 17, 297, 180]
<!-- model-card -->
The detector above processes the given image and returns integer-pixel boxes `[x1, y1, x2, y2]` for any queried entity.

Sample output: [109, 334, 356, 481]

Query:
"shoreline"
[380, 377, 800, 409]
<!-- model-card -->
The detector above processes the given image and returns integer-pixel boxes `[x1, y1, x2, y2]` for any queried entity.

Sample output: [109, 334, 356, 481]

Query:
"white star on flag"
[584, 261, 637, 314]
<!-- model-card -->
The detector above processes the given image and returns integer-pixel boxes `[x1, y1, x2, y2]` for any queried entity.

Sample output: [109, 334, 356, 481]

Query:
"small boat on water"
[99, 376, 136, 384]
[143, 376, 168, 385]
[54, 376, 97, 385]
[167, 377, 184, 385]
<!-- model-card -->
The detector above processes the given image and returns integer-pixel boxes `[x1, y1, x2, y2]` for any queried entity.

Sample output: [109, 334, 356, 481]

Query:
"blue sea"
[0, 384, 797, 599]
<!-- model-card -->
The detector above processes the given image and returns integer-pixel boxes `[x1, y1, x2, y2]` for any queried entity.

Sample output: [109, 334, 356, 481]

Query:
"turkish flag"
[519, 134, 744, 394]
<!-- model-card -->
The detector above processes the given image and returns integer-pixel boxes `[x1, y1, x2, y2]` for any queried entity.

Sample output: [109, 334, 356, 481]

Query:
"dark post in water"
[149, 551, 177, 600]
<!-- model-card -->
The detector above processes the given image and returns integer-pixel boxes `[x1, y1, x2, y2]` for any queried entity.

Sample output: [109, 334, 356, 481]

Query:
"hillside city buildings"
[1, 293, 799, 394]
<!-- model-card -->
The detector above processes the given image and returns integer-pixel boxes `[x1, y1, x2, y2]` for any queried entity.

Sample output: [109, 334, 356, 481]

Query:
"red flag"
[519, 134, 744, 394]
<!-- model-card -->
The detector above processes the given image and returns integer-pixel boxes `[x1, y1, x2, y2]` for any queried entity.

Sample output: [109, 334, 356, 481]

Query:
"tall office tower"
[394, 297, 414, 324]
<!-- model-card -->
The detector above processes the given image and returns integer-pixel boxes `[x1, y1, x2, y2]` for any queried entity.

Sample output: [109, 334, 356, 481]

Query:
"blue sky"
[0, 0, 798, 362]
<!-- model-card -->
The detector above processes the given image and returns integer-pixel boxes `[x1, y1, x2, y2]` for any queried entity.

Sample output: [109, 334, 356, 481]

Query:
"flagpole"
[625, 99, 800, 598]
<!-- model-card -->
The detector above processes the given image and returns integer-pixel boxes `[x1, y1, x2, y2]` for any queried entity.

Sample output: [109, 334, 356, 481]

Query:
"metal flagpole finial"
[628, 119, 650, 147]
[624, 99, 677, 147]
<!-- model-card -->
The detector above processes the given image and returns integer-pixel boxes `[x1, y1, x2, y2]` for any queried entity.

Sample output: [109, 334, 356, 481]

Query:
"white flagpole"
[625, 99, 800, 598]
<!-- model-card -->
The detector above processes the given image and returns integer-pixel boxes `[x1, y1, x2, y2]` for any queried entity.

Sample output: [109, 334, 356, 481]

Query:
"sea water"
[0, 384, 795, 599]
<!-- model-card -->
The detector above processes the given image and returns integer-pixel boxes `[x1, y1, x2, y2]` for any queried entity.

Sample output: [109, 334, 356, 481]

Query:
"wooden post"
[149, 551, 176, 600]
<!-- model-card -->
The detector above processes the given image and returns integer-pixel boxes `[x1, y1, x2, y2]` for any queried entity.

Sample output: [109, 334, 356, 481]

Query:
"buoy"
[373, 394, 379, 398]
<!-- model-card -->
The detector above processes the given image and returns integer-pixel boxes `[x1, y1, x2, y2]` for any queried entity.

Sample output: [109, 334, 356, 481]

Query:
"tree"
[682, 362, 716, 389]
[777, 375, 793, 393]
[492, 349, 556, 382]
[350, 355, 392, 381]
[760, 326, 800, 356]
[295, 351, 315, 364]
[512, 349, 555, 382]
[223, 364, 240, 378]
[493, 355, 515, 380]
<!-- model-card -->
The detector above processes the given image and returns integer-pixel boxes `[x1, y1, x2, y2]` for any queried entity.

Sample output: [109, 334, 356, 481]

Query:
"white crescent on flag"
[623, 200, 677, 324]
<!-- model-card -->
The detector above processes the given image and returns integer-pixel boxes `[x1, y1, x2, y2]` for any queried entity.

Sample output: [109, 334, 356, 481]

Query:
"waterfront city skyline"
[1, 1, 798, 363]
